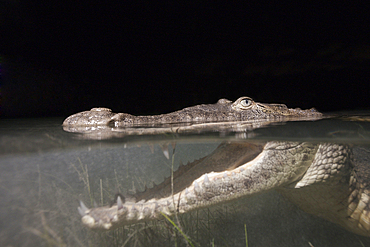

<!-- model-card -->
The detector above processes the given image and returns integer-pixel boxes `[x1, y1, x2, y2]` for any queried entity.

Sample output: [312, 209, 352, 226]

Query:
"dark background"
[1, 1, 369, 118]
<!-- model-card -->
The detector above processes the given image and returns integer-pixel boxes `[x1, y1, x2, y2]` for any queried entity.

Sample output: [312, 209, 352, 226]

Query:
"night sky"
[1, 1, 369, 118]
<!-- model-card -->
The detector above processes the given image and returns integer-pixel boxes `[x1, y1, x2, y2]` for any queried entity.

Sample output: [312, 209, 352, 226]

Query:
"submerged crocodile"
[77, 141, 370, 237]
[63, 97, 369, 237]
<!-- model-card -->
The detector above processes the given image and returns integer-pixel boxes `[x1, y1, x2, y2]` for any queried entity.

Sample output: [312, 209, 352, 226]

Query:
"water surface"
[1, 115, 370, 246]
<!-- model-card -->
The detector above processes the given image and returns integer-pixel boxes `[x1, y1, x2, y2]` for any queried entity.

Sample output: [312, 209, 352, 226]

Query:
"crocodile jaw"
[78, 142, 317, 231]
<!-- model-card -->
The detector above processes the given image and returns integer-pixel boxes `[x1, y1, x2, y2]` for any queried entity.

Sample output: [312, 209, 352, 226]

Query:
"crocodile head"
[63, 96, 322, 127]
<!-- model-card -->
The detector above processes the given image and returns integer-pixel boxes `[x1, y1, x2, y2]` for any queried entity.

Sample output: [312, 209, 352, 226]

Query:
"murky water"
[1, 115, 370, 246]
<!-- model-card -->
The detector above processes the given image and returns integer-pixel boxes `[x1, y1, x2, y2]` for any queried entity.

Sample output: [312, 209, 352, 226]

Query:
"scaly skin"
[78, 141, 370, 237]
[63, 97, 322, 127]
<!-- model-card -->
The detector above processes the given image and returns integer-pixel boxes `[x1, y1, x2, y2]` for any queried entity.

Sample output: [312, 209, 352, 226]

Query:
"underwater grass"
[244, 224, 248, 247]
[71, 158, 94, 206]
[161, 212, 195, 247]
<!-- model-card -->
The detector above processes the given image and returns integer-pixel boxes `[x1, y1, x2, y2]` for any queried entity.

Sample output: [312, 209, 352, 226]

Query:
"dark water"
[0, 115, 370, 246]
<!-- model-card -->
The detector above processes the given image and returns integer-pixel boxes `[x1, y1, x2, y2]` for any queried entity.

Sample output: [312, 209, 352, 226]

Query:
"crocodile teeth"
[78, 207, 86, 217]
[223, 172, 228, 178]
[240, 167, 244, 172]
[194, 181, 200, 192]
[78, 201, 89, 216]
[117, 196, 123, 210]
[185, 187, 189, 194]
[163, 150, 169, 159]
[204, 174, 209, 183]
[80, 200, 89, 211]
[161, 144, 170, 159]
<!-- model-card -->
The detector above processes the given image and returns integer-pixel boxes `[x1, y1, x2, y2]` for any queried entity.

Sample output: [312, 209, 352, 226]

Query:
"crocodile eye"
[231, 97, 254, 111]
[240, 99, 252, 107]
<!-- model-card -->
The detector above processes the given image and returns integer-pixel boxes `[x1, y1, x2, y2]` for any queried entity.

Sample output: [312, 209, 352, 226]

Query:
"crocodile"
[62, 96, 322, 127]
[63, 97, 369, 237]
